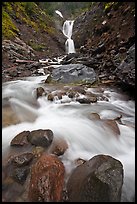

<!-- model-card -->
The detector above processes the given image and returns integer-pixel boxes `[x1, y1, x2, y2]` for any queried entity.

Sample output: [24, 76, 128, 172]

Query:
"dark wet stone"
[67, 154, 123, 202]
[10, 131, 30, 146]
[27, 129, 54, 148]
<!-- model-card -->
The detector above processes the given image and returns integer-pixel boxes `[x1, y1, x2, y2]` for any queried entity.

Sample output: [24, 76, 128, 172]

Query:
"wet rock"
[10, 131, 30, 146]
[27, 129, 54, 148]
[28, 154, 65, 202]
[75, 158, 86, 166]
[2, 180, 24, 202]
[88, 112, 100, 120]
[67, 154, 123, 202]
[88, 114, 120, 137]
[32, 146, 45, 158]
[76, 98, 91, 104]
[68, 91, 75, 99]
[12, 166, 30, 185]
[48, 138, 68, 156]
[102, 119, 120, 137]
[70, 86, 86, 95]
[76, 96, 97, 104]
[47, 93, 54, 101]
[45, 74, 52, 83]
[55, 92, 63, 100]
[36, 87, 45, 99]
[11, 153, 34, 167]
[52, 64, 97, 84]
[53, 90, 66, 100]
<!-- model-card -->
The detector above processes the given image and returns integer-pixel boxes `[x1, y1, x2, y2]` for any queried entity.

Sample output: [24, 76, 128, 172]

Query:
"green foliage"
[104, 2, 122, 13]
[2, 2, 55, 39]
[2, 8, 18, 39]
[24, 2, 36, 16]
[37, 2, 96, 18]
[28, 41, 45, 51]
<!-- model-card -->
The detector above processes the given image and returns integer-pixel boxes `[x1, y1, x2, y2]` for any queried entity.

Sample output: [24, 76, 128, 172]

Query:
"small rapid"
[2, 75, 135, 202]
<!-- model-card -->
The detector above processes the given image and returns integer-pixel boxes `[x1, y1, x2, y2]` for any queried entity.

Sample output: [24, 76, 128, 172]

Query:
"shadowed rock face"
[67, 154, 123, 202]
[28, 154, 65, 202]
[115, 44, 135, 87]
[52, 64, 97, 84]
[27, 129, 54, 148]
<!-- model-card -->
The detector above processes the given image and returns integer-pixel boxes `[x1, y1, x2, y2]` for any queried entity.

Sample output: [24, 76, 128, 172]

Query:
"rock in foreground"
[28, 154, 65, 202]
[67, 154, 123, 202]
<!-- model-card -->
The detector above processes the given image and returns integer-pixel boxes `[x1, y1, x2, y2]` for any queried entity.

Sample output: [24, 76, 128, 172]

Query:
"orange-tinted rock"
[48, 138, 68, 156]
[10, 131, 30, 146]
[28, 154, 65, 202]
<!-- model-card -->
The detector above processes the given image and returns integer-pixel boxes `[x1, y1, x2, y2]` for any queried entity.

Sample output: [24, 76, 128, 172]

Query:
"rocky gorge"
[2, 2, 135, 202]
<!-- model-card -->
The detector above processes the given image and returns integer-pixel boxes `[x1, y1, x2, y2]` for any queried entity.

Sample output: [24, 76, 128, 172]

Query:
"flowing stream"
[2, 10, 135, 202]
[2, 75, 135, 202]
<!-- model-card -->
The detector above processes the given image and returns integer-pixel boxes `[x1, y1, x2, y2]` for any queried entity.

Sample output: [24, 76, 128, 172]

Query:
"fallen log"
[15, 59, 36, 63]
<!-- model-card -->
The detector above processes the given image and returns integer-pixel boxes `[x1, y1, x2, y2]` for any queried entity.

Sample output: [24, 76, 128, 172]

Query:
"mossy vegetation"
[104, 2, 122, 13]
[2, 2, 56, 40]
[2, 8, 19, 39]
[28, 41, 46, 51]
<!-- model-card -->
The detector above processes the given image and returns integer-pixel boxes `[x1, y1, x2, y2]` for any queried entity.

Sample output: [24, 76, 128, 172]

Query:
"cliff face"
[2, 2, 135, 91]
[72, 2, 135, 91]
[2, 2, 65, 60]
[73, 2, 135, 50]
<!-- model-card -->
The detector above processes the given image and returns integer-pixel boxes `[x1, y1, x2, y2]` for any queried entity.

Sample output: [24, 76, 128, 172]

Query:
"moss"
[104, 2, 122, 13]
[2, 9, 19, 39]
[28, 41, 45, 51]
[3, 2, 13, 13]
[104, 2, 114, 13]
[2, 2, 56, 40]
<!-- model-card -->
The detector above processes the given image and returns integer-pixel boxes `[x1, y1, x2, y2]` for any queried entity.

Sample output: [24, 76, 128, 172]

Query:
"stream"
[2, 75, 135, 202]
[2, 9, 135, 202]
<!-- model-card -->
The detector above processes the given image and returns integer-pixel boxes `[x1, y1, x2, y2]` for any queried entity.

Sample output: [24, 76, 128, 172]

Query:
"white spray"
[2, 76, 135, 202]
[55, 10, 76, 54]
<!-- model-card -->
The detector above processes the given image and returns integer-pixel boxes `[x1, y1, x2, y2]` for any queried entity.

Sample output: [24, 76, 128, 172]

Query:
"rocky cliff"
[2, 2, 135, 94]
[72, 2, 135, 92]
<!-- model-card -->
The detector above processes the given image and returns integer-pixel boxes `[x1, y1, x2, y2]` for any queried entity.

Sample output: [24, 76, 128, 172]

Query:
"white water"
[55, 10, 76, 54]
[2, 76, 135, 202]
[63, 20, 76, 54]
[55, 10, 63, 18]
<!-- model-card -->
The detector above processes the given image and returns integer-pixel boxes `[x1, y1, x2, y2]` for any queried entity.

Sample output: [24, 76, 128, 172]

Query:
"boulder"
[52, 64, 97, 84]
[10, 131, 30, 146]
[27, 129, 53, 148]
[28, 154, 65, 202]
[67, 154, 123, 202]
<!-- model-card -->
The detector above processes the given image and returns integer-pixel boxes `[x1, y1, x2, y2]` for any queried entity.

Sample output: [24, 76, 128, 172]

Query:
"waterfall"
[55, 10, 76, 54]
[55, 10, 64, 18]
[63, 20, 76, 54]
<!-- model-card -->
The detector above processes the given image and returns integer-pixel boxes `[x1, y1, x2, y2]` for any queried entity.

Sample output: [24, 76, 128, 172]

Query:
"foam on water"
[2, 78, 135, 201]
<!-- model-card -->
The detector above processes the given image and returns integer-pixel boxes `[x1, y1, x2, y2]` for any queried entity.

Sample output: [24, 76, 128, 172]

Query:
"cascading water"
[63, 20, 75, 54]
[55, 10, 76, 54]
[2, 75, 135, 202]
[55, 10, 64, 18]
